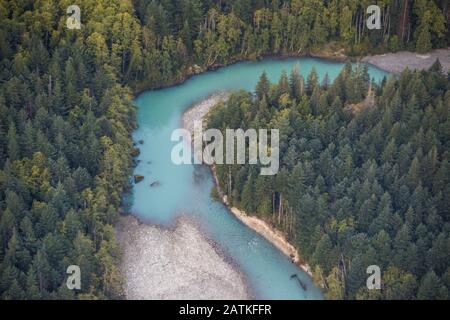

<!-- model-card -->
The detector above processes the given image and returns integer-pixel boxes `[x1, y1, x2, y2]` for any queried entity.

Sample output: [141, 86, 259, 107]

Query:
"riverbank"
[362, 48, 450, 74]
[115, 214, 249, 299]
[181, 94, 313, 277]
[182, 92, 230, 133]
[133, 47, 449, 96]
[211, 166, 313, 277]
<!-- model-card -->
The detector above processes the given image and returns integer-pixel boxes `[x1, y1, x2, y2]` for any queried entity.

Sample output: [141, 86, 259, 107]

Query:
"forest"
[207, 62, 450, 299]
[0, 0, 448, 299]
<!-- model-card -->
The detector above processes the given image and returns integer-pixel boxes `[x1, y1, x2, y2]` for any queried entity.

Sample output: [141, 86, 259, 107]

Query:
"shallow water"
[132, 58, 387, 299]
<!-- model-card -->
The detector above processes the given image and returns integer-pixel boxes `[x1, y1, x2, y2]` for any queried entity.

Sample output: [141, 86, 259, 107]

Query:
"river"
[131, 57, 387, 299]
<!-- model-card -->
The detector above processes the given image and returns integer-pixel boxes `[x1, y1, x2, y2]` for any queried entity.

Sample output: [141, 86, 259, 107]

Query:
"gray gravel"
[182, 92, 230, 133]
[116, 215, 249, 300]
[362, 48, 450, 74]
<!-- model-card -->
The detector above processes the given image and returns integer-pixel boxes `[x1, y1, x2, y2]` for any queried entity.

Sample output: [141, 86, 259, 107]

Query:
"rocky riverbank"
[116, 214, 249, 299]
[181, 94, 313, 277]
[362, 48, 450, 74]
[182, 92, 230, 133]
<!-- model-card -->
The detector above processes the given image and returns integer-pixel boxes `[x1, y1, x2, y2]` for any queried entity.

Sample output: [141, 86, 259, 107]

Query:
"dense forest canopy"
[2, 1, 448, 90]
[0, 0, 448, 299]
[207, 62, 450, 299]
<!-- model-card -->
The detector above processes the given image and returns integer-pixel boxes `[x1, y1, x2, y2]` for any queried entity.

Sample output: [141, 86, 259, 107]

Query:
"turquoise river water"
[132, 58, 387, 299]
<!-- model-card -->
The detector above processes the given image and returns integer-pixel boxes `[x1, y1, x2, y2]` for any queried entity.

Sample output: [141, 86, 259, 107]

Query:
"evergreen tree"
[417, 271, 448, 299]
[255, 71, 270, 100]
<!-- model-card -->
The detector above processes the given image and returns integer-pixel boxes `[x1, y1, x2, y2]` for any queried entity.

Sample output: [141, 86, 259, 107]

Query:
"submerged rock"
[150, 180, 160, 187]
[138, 139, 144, 145]
[193, 169, 204, 184]
[134, 175, 144, 184]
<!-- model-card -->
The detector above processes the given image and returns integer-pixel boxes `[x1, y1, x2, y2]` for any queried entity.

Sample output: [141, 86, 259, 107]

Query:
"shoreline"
[181, 91, 231, 133]
[181, 95, 313, 277]
[133, 48, 449, 97]
[361, 48, 450, 74]
[132, 50, 357, 96]
[132, 52, 340, 96]
[210, 164, 313, 277]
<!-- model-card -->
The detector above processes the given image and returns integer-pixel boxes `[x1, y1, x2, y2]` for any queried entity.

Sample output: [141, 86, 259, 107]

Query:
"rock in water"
[131, 147, 141, 157]
[150, 180, 161, 187]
